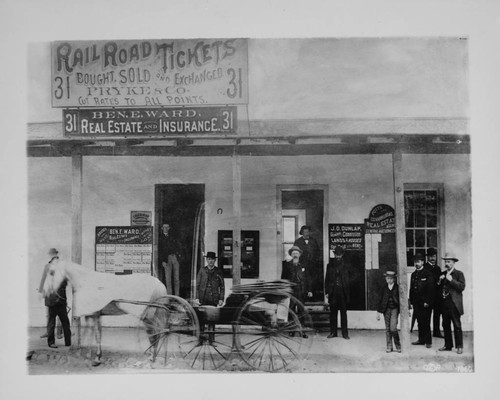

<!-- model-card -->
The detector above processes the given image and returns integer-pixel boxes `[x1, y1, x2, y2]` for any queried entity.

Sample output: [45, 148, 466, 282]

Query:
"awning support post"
[232, 149, 241, 286]
[392, 150, 411, 355]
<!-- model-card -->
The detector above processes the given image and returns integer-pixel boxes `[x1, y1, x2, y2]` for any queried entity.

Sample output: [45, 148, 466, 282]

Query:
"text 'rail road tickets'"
[63, 107, 237, 136]
[51, 39, 249, 107]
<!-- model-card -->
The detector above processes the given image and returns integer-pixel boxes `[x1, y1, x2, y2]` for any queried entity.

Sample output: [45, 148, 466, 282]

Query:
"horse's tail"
[141, 277, 168, 326]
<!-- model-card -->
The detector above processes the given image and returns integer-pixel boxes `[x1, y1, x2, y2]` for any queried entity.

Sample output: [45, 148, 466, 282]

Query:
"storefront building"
[27, 38, 472, 333]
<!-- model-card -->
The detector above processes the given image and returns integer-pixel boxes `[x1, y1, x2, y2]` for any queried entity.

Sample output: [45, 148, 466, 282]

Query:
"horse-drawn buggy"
[43, 260, 314, 372]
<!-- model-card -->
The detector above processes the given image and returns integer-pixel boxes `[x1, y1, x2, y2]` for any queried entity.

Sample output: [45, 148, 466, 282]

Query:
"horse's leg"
[72, 316, 81, 349]
[92, 316, 102, 367]
[84, 316, 94, 359]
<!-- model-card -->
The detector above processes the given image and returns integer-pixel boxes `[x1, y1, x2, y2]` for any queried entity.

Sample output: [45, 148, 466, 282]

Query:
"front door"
[278, 186, 327, 302]
[155, 184, 205, 299]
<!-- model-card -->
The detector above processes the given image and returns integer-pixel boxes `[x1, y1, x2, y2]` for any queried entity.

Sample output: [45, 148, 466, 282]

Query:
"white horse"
[43, 259, 167, 366]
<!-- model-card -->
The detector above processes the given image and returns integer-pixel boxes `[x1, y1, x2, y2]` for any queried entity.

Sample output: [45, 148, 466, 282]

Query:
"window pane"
[283, 243, 293, 260]
[415, 229, 425, 247]
[283, 217, 296, 242]
[427, 210, 437, 227]
[406, 210, 415, 228]
[404, 192, 414, 210]
[426, 191, 437, 210]
[407, 250, 414, 266]
[427, 230, 437, 248]
[406, 230, 414, 247]
[414, 191, 426, 209]
[415, 210, 426, 227]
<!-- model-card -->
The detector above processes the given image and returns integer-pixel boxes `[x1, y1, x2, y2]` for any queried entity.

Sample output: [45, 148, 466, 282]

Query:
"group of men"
[158, 222, 467, 353]
[281, 225, 466, 354]
[410, 249, 466, 354]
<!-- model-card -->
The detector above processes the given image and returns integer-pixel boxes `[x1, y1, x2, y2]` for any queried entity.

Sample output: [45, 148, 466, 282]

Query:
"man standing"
[293, 226, 320, 285]
[43, 254, 71, 349]
[38, 248, 64, 339]
[437, 252, 466, 354]
[195, 252, 225, 346]
[409, 252, 435, 348]
[281, 246, 313, 338]
[159, 223, 182, 296]
[424, 247, 443, 338]
[324, 246, 358, 340]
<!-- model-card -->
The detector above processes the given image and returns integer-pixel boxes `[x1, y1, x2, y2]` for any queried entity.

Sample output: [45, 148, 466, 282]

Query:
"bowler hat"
[333, 245, 344, 255]
[288, 246, 303, 256]
[426, 247, 437, 257]
[205, 251, 217, 259]
[414, 252, 425, 261]
[299, 225, 312, 235]
[48, 248, 58, 256]
[384, 271, 397, 278]
[442, 252, 459, 262]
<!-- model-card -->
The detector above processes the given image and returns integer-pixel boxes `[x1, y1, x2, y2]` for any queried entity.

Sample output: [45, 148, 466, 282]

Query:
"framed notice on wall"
[329, 224, 365, 256]
[217, 230, 259, 279]
[95, 226, 153, 274]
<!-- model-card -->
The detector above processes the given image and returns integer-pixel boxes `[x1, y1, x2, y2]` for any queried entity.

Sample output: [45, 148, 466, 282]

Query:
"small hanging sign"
[365, 204, 395, 234]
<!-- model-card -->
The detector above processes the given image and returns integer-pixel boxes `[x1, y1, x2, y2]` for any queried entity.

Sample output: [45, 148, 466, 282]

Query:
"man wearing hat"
[281, 246, 312, 338]
[409, 252, 435, 348]
[437, 252, 465, 354]
[376, 270, 401, 353]
[424, 247, 444, 338]
[195, 252, 225, 308]
[324, 246, 359, 339]
[195, 252, 225, 346]
[37, 248, 64, 340]
[293, 225, 320, 297]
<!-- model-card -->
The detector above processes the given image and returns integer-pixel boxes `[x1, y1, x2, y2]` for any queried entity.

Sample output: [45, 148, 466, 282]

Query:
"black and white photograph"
[1, 0, 499, 399]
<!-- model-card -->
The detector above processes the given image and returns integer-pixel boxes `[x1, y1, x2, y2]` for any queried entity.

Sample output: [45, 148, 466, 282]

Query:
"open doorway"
[277, 185, 328, 302]
[155, 184, 205, 299]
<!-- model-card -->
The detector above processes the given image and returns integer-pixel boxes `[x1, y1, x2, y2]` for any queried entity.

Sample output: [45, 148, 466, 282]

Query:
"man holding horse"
[43, 251, 72, 348]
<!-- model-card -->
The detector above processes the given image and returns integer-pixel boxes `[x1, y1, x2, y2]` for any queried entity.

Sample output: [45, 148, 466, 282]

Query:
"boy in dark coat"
[377, 271, 401, 353]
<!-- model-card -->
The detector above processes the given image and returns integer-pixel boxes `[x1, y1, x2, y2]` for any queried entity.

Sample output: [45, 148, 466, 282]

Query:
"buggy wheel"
[178, 306, 234, 370]
[234, 291, 314, 372]
[139, 295, 200, 365]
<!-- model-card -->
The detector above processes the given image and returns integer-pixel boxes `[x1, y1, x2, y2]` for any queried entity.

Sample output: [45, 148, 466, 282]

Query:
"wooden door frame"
[276, 184, 329, 280]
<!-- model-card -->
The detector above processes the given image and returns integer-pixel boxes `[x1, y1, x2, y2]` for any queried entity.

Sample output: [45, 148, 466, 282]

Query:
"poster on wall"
[328, 223, 365, 257]
[95, 226, 153, 273]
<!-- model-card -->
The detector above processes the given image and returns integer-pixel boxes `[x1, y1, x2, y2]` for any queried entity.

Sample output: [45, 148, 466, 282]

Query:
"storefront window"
[404, 187, 442, 266]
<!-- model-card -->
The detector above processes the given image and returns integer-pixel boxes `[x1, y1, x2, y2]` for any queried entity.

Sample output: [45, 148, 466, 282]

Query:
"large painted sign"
[63, 106, 237, 136]
[52, 39, 248, 107]
[95, 226, 152, 273]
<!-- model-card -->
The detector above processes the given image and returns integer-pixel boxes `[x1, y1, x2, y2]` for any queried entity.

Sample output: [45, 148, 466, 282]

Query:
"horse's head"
[43, 259, 67, 296]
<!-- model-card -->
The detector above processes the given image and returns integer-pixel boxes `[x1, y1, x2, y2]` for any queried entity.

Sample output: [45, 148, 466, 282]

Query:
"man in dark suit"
[293, 225, 320, 272]
[324, 246, 359, 340]
[437, 252, 466, 354]
[424, 247, 443, 338]
[409, 252, 435, 348]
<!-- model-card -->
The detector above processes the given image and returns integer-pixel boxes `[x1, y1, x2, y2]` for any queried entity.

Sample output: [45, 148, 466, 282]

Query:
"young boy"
[376, 271, 401, 353]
